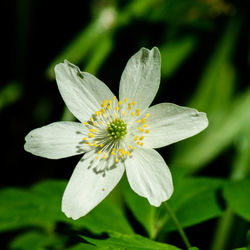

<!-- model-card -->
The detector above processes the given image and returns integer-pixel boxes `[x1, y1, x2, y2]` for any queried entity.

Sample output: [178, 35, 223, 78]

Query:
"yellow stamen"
[143, 124, 147, 128]
[141, 118, 146, 123]
[98, 151, 102, 154]
[139, 136, 144, 140]
[113, 96, 117, 101]
[122, 111, 126, 116]
[100, 144, 104, 148]
[145, 113, 150, 118]
[116, 106, 119, 111]
[129, 145, 132, 149]
[102, 153, 107, 159]
[115, 158, 119, 163]
[83, 137, 87, 140]
[145, 130, 150, 133]
[103, 100, 107, 106]
[132, 101, 136, 105]
[118, 100, 122, 106]
[109, 99, 112, 104]
[136, 109, 140, 113]
[124, 98, 128, 103]
[131, 112, 134, 116]
[84, 121, 88, 125]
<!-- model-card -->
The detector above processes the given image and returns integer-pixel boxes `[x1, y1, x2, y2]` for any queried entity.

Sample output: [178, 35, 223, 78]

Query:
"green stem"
[164, 202, 191, 249]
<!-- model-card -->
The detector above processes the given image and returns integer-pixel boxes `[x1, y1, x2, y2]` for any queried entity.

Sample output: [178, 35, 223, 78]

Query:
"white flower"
[24, 47, 208, 220]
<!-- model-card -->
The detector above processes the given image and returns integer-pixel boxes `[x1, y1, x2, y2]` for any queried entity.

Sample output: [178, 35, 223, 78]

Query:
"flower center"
[107, 119, 127, 140]
[80, 96, 151, 175]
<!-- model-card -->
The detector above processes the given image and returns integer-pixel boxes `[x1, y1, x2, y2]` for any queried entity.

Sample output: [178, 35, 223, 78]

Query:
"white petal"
[119, 47, 161, 113]
[24, 122, 89, 159]
[143, 103, 208, 148]
[62, 151, 125, 219]
[55, 60, 114, 122]
[125, 147, 173, 206]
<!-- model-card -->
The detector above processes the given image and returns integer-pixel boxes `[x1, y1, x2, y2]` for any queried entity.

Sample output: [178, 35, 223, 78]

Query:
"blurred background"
[1, 0, 249, 249]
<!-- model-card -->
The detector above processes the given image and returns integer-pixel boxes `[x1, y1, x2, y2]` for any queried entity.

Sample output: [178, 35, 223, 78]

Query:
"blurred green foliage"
[1, 0, 250, 249]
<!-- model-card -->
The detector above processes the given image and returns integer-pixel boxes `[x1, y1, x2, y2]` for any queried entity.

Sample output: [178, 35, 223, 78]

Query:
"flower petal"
[125, 147, 173, 206]
[143, 103, 208, 148]
[119, 47, 161, 112]
[24, 121, 89, 159]
[62, 151, 125, 219]
[55, 60, 114, 122]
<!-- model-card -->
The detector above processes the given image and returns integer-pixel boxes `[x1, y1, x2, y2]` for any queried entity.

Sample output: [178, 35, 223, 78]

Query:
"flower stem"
[164, 202, 191, 249]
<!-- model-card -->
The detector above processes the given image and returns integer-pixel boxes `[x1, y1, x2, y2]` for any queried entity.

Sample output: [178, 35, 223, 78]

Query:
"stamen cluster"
[107, 119, 127, 140]
[82, 96, 150, 168]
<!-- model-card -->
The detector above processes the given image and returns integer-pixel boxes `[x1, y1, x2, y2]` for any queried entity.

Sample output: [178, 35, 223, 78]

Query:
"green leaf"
[0, 179, 133, 234]
[74, 195, 134, 234]
[0, 187, 55, 231]
[82, 231, 180, 250]
[223, 179, 250, 221]
[162, 177, 224, 232]
[9, 231, 66, 250]
[68, 243, 98, 250]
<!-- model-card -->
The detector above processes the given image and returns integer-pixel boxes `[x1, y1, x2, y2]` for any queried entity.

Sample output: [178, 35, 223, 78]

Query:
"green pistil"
[107, 119, 127, 140]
